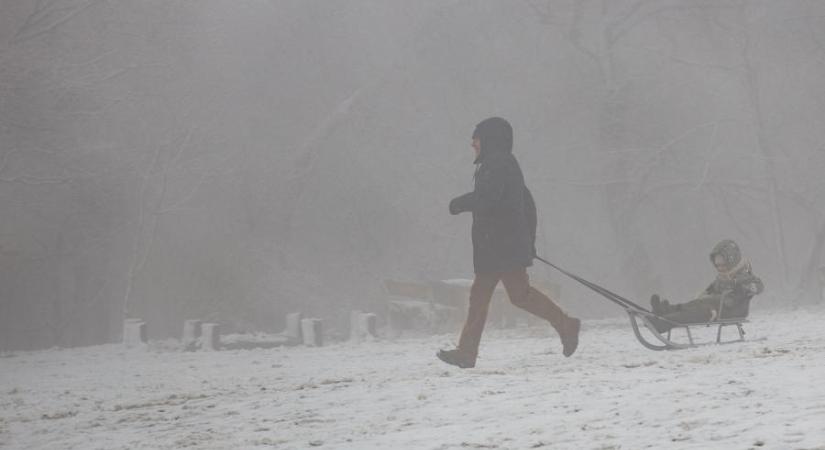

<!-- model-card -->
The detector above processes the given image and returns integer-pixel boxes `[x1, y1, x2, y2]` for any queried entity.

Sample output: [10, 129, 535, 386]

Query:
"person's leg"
[500, 268, 580, 356]
[455, 272, 500, 362]
[649, 296, 719, 333]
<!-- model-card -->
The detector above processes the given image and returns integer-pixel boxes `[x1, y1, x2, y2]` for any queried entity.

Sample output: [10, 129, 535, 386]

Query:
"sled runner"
[535, 256, 750, 351]
[626, 308, 747, 351]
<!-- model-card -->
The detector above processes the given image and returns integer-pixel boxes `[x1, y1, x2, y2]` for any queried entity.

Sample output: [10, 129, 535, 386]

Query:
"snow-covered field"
[2, 306, 825, 450]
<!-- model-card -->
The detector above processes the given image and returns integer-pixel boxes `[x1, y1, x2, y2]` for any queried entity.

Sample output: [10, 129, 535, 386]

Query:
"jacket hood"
[710, 239, 742, 269]
[472, 117, 512, 164]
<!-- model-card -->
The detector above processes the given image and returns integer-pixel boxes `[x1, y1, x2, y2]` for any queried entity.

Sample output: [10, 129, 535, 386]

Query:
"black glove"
[449, 193, 473, 215]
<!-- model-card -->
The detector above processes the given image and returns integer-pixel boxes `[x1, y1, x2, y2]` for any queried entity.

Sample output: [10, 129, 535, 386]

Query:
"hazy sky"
[2, 0, 824, 350]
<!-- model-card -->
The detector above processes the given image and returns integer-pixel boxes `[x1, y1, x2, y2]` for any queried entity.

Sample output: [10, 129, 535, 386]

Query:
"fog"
[2, 0, 824, 351]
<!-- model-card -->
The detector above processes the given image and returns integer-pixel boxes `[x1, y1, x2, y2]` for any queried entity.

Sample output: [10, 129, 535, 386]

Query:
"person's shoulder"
[483, 152, 520, 169]
[737, 270, 761, 280]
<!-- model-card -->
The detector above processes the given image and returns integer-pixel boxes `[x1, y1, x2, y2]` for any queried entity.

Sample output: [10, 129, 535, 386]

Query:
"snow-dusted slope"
[2, 306, 824, 449]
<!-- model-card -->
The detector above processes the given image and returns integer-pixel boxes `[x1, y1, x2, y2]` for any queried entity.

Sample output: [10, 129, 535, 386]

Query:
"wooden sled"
[627, 309, 748, 351]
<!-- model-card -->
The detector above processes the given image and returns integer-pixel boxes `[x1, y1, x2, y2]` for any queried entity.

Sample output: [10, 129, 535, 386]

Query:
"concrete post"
[350, 311, 378, 342]
[123, 319, 147, 346]
[358, 313, 377, 341]
[818, 266, 825, 303]
[301, 318, 323, 347]
[182, 320, 202, 351]
[201, 323, 220, 351]
[284, 312, 303, 343]
[349, 310, 363, 342]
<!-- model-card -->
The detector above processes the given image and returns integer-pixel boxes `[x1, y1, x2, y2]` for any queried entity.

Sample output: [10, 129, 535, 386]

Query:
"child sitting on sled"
[649, 239, 764, 333]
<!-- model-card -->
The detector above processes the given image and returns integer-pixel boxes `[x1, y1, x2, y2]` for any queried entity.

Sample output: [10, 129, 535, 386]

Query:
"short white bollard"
[123, 319, 147, 346]
[349, 310, 363, 342]
[818, 266, 825, 303]
[301, 318, 323, 347]
[182, 320, 202, 351]
[284, 312, 303, 343]
[350, 311, 378, 342]
[201, 323, 220, 351]
[359, 313, 377, 340]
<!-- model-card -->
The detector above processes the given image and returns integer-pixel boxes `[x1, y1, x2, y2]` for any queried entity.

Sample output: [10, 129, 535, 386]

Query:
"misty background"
[1, 0, 824, 351]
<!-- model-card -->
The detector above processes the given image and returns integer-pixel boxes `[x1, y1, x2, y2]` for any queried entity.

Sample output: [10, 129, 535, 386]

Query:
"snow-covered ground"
[2, 306, 825, 450]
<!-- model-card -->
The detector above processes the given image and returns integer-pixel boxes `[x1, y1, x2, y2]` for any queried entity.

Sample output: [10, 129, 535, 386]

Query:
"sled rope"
[534, 255, 654, 315]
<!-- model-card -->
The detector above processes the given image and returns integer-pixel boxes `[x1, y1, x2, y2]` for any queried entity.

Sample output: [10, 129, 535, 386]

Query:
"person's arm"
[449, 192, 474, 215]
[701, 281, 717, 296]
[448, 160, 509, 215]
[734, 272, 764, 297]
[692, 280, 719, 305]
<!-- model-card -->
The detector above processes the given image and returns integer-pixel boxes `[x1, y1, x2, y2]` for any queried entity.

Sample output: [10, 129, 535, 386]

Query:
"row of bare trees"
[1, 0, 823, 350]
[524, 0, 825, 302]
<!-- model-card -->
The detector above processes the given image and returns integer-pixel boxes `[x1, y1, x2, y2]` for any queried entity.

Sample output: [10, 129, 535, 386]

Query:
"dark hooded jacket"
[449, 117, 536, 274]
[702, 239, 764, 316]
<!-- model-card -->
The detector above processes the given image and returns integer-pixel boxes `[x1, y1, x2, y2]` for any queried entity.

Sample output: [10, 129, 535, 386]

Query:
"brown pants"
[458, 268, 570, 360]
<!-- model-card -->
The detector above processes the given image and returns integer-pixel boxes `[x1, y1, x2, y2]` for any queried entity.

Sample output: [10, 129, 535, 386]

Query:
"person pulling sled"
[437, 117, 581, 369]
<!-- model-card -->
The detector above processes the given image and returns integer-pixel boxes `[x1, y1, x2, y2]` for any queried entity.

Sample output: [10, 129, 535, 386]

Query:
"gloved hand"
[449, 193, 473, 215]
[741, 282, 760, 294]
[449, 198, 462, 215]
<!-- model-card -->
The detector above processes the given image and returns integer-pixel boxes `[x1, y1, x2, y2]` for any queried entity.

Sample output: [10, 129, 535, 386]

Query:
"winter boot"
[560, 317, 580, 357]
[436, 348, 475, 368]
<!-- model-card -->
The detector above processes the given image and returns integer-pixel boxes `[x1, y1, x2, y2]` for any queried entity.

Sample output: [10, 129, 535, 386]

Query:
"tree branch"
[11, 0, 102, 45]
